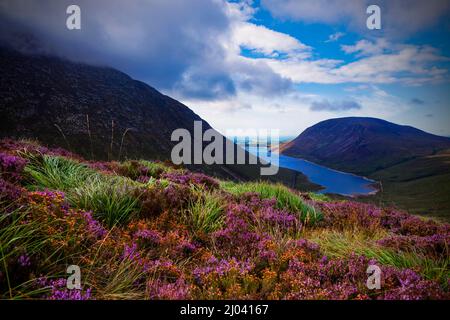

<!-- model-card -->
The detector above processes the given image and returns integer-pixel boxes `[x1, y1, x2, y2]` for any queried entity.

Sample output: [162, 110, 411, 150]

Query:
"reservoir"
[244, 145, 377, 197]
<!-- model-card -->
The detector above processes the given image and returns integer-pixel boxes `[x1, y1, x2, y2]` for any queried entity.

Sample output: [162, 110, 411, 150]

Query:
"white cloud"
[325, 32, 345, 43]
[257, 39, 449, 86]
[341, 39, 390, 56]
[232, 22, 311, 58]
[334, 43, 450, 85]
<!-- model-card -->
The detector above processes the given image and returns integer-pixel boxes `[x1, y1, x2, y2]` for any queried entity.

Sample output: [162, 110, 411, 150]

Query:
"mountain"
[0, 46, 210, 161]
[280, 117, 450, 219]
[280, 117, 450, 175]
[0, 47, 321, 190]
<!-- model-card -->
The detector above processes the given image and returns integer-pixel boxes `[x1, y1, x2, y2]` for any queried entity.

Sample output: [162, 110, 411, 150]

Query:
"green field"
[361, 149, 450, 221]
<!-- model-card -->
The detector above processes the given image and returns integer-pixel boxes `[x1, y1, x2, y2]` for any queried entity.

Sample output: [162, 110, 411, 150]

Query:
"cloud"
[325, 32, 345, 43]
[262, 0, 366, 25]
[341, 39, 390, 57]
[310, 99, 362, 112]
[261, 0, 450, 38]
[263, 38, 449, 86]
[0, 0, 237, 99]
[232, 22, 311, 58]
[335, 43, 450, 85]
[2, 0, 448, 103]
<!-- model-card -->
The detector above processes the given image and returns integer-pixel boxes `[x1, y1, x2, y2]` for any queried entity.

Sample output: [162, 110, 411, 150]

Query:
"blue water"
[245, 146, 377, 197]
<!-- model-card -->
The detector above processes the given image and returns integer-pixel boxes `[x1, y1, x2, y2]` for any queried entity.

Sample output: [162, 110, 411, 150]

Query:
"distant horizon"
[221, 115, 450, 140]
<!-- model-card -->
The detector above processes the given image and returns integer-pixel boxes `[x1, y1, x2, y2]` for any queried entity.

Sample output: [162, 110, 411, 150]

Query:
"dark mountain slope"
[0, 46, 207, 161]
[280, 117, 450, 175]
[0, 47, 320, 189]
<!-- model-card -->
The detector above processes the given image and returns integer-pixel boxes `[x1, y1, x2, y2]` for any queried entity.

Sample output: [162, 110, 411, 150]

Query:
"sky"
[1, 0, 450, 137]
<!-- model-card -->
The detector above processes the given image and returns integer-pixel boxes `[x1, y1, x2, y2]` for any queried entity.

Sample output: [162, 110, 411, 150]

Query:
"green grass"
[183, 191, 225, 235]
[220, 181, 322, 224]
[0, 204, 75, 299]
[69, 176, 142, 228]
[308, 193, 331, 202]
[23, 153, 98, 191]
[22, 153, 144, 228]
[139, 160, 172, 177]
[306, 228, 449, 287]
[0, 208, 40, 298]
[363, 150, 450, 222]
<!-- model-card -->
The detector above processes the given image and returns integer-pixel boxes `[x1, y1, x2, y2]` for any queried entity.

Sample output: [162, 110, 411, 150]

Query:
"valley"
[280, 117, 450, 220]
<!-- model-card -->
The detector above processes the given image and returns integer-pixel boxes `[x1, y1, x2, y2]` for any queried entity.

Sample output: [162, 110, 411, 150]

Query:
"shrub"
[221, 181, 321, 224]
[0, 152, 28, 183]
[162, 171, 219, 190]
[138, 183, 197, 219]
[139, 160, 171, 179]
[0, 178, 23, 205]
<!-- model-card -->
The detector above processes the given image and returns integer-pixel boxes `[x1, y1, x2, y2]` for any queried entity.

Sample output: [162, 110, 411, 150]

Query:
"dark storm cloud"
[262, 0, 450, 38]
[310, 99, 362, 112]
[0, 0, 242, 100]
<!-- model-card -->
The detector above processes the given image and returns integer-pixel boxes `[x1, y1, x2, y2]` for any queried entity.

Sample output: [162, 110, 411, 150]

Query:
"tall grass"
[183, 191, 225, 235]
[88, 255, 147, 300]
[306, 228, 449, 286]
[0, 205, 72, 299]
[70, 176, 142, 228]
[221, 181, 322, 224]
[23, 153, 97, 191]
[21, 153, 144, 227]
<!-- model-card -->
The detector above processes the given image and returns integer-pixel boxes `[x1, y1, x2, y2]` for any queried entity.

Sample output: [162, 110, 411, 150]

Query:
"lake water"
[244, 145, 377, 197]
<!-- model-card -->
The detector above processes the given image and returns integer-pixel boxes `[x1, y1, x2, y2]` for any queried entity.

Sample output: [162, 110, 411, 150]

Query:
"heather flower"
[147, 277, 191, 300]
[138, 183, 196, 218]
[0, 152, 28, 183]
[378, 233, 449, 258]
[18, 254, 31, 267]
[134, 229, 161, 243]
[162, 171, 219, 190]
[0, 178, 22, 203]
[123, 243, 142, 262]
[40, 278, 93, 300]
[137, 175, 151, 183]
[80, 210, 107, 239]
[380, 268, 448, 300]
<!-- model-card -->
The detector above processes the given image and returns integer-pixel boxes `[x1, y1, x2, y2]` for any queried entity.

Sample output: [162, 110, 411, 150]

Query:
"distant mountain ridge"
[280, 117, 450, 175]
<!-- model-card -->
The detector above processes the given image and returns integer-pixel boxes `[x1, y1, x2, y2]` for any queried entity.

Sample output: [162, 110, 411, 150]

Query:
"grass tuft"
[70, 176, 142, 228]
[23, 153, 97, 191]
[183, 190, 225, 235]
[305, 228, 449, 286]
[221, 181, 322, 224]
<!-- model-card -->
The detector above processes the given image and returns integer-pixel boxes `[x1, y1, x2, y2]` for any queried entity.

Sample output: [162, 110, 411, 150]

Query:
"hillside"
[0, 139, 448, 300]
[280, 117, 450, 175]
[0, 47, 320, 190]
[280, 117, 450, 219]
[362, 149, 450, 220]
